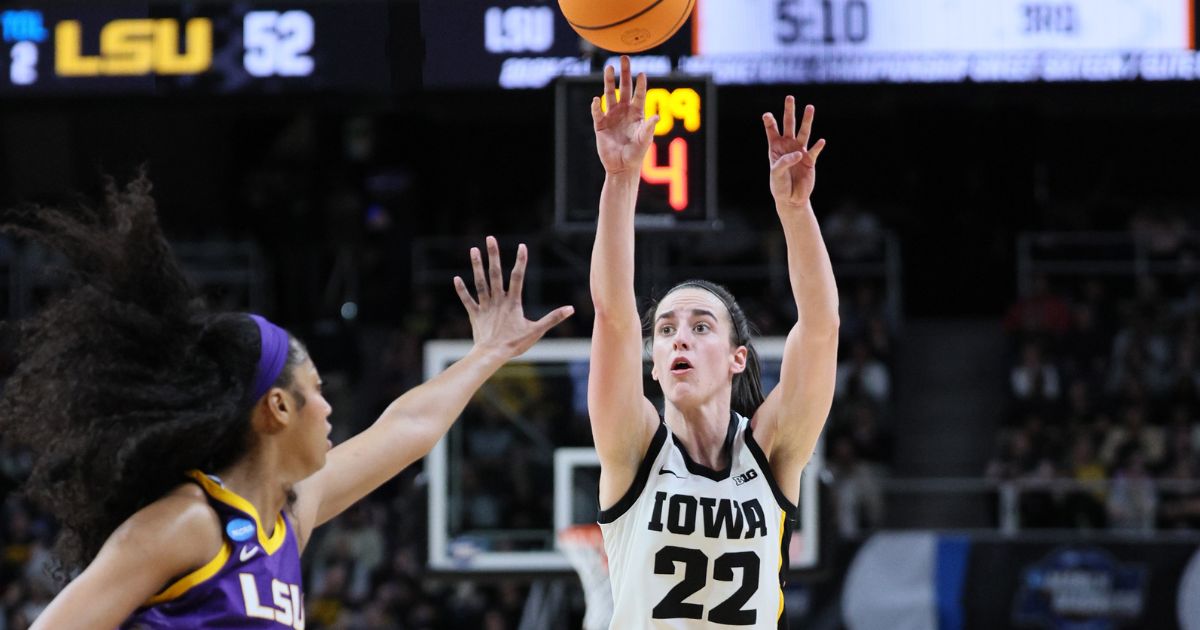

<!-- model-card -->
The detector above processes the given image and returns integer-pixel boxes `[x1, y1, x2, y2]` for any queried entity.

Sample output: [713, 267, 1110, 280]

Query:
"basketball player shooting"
[587, 57, 839, 628]
[0, 176, 573, 628]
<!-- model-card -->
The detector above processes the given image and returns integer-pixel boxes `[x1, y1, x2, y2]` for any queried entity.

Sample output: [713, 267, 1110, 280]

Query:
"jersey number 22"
[652, 546, 761, 625]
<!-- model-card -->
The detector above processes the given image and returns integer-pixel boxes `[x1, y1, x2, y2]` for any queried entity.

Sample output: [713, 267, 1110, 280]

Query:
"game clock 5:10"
[775, 0, 870, 46]
[773, 0, 1102, 45]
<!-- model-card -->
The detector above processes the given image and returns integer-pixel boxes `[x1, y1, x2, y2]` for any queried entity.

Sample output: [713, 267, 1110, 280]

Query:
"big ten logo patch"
[733, 469, 758, 486]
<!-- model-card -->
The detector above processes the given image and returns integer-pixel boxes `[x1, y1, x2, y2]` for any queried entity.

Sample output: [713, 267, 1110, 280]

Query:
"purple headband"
[248, 314, 290, 402]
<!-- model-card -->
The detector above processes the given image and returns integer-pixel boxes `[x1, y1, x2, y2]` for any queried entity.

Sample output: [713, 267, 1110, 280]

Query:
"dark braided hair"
[0, 174, 304, 577]
[643, 280, 766, 418]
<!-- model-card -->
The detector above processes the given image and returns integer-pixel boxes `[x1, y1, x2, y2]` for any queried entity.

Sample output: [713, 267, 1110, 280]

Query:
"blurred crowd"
[825, 278, 896, 539]
[823, 203, 896, 539]
[990, 250, 1200, 531]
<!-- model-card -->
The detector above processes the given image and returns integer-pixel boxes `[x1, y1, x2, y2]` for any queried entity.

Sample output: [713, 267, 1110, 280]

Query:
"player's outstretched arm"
[293, 237, 573, 545]
[752, 97, 840, 503]
[588, 56, 662, 508]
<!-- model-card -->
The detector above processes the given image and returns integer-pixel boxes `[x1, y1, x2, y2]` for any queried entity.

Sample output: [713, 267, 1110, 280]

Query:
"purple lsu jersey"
[121, 470, 305, 629]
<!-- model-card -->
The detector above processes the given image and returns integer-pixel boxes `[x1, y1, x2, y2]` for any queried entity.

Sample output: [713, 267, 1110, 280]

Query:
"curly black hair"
[0, 174, 302, 578]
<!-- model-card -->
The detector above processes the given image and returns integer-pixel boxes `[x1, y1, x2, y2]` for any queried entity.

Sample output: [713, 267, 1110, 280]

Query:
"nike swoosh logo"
[240, 545, 260, 562]
[659, 468, 683, 478]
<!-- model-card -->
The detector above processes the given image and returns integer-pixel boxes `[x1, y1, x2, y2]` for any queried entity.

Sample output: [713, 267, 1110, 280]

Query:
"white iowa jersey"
[599, 412, 798, 629]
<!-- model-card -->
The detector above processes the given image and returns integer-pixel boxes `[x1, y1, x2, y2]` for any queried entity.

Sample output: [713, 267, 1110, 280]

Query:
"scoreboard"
[556, 76, 716, 231]
[5, 1, 1199, 94]
[697, 0, 1191, 54]
[0, 2, 393, 96]
[422, 0, 1200, 87]
[420, 0, 694, 89]
[685, 0, 1196, 83]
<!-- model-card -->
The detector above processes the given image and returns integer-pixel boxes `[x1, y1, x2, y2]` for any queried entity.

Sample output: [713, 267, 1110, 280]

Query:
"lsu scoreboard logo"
[55, 17, 212, 77]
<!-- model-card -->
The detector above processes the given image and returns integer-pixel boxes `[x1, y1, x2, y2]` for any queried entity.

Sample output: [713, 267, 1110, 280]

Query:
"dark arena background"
[3, 1, 1200, 628]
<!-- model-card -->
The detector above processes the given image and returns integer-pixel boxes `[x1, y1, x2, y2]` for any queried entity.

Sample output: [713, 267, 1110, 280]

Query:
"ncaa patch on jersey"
[226, 518, 256, 542]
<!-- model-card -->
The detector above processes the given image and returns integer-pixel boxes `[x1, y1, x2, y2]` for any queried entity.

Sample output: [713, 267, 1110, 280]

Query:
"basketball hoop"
[557, 524, 613, 630]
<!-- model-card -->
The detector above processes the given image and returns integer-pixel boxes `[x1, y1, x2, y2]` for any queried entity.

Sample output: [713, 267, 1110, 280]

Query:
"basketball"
[558, 0, 696, 53]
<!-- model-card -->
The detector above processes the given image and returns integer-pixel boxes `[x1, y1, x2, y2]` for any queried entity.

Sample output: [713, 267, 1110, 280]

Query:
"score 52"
[243, 10, 314, 78]
[602, 87, 702, 211]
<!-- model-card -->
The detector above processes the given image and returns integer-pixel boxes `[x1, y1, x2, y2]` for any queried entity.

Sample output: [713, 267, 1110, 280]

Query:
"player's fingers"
[798, 104, 815, 148]
[619, 56, 633, 102]
[782, 95, 796, 138]
[470, 247, 490, 308]
[591, 96, 604, 126]
[603, 65, 616, 111]
[638, 115, 660, 146]
[533, 305, 576, 336]
[632, 72, 648, 115]
[508, 243, 528, 299]
[763, 113, 781, 142]
[771, 151, 805, 173]
[486, 236, 504, 297]
[806, 138, 827, 165]
[453, 276, 478, 313]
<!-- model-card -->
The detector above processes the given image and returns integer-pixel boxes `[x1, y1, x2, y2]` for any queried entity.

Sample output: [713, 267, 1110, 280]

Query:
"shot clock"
[555, 75, 716, 231]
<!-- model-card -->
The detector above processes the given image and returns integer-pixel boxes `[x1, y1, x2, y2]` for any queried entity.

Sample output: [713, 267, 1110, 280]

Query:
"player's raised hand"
[592, 55, 660, 176]
[453, 236, 574, 358]
[763, 97, 826, 211]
